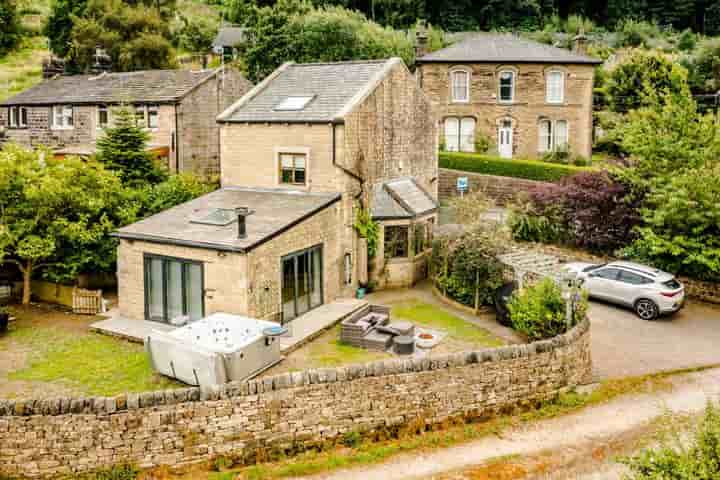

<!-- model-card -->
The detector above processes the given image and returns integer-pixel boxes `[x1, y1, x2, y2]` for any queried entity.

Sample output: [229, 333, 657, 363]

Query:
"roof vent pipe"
[235, 207, 254, 239]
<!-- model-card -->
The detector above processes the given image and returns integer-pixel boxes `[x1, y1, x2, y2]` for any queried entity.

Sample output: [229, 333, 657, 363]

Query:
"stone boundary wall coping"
[0, 318, 590, 418]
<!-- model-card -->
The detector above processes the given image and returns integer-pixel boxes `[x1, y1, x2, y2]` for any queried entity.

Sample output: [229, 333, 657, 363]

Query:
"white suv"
[562, 261, 685, 320]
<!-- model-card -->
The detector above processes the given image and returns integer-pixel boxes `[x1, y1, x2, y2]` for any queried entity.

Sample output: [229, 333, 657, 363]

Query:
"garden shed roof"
[371, 178, 438, 220]
[113, 186, 341, 252]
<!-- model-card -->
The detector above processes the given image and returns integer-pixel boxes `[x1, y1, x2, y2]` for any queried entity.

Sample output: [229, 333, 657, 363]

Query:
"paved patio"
[280, 299, 368, 353]
[90, 299, 369, 353]
[90, 312, 175, 343]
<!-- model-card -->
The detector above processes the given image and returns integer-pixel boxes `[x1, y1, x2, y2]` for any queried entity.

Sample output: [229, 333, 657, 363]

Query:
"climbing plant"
[354, 206, 379, 258]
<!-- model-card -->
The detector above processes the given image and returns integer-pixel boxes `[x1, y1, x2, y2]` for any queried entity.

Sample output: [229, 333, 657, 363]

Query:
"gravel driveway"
[589, 299, 720, 380]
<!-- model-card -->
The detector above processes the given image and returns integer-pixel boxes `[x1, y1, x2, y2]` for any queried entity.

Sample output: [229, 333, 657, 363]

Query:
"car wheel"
[635, 299, 659, 320]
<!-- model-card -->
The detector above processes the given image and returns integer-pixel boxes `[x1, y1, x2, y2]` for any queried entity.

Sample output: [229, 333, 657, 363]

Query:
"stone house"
[415, 33, 601, 160]
[114, 58, 438, 325]
[0, 68, 251, 176]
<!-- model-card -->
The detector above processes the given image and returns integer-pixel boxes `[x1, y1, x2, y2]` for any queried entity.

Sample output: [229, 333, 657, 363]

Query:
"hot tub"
[145, 313, 283, 386]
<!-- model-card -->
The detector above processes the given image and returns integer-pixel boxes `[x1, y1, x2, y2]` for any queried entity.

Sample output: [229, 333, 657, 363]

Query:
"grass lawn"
[0, 36, 48, 103]
[4, 314, 181, 397]
[391, 301, 505, 348]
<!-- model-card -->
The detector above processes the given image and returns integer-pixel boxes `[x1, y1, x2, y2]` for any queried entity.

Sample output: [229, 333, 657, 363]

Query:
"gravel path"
[289, 367, 720, 480]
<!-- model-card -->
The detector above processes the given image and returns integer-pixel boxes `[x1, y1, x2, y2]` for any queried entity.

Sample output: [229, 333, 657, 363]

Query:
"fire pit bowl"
[415, 330, 441, 349]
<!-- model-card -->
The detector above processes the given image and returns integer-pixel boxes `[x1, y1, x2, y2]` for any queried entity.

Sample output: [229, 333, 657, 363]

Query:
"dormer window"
[450, 69, 469, 103]
[546, 70, 565, 104]
[498, 70, 515, 103]
[274, 96, 314, 111]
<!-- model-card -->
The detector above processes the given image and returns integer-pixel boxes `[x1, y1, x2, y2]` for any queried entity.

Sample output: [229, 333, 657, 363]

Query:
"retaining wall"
[439, 168, 552, 205]
[0, 319, 592, 478]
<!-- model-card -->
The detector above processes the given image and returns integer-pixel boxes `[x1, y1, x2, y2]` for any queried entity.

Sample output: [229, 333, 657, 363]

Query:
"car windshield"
[582, 264, 606, 272]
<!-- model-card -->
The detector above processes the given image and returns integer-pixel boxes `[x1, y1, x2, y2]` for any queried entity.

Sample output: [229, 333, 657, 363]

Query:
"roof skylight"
[190, 208, 237, 226]
[274, 95, 314, 111]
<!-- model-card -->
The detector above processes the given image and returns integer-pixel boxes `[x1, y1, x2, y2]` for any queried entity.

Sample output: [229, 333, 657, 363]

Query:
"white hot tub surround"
[145, 313, 282, 386]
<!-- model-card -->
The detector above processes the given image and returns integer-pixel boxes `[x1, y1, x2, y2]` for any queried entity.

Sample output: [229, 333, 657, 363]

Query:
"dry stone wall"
[0, 319, 591, 479]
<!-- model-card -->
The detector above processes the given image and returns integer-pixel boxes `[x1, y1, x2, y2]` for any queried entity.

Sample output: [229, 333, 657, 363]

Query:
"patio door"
[281, 245, 323, 324]
[498, 120, 513, 158]
[144, 255, 204, 324]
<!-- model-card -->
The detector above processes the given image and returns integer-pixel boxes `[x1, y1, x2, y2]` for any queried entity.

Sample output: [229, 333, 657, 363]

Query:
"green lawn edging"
[440, 152, 591, 182]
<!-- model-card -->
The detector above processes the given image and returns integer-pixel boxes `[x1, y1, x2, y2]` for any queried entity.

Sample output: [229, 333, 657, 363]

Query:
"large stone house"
[0, 68, 251, 176]
[415, 33, 601, 159]
[114, 58, 438, 325]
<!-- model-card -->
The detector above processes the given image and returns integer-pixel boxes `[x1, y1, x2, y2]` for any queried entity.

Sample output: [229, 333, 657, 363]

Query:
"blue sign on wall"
[457, 176, 468, 192]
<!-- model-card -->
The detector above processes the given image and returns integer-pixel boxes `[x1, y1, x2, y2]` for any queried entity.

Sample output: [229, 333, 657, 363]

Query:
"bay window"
[384, 225, 408, 259]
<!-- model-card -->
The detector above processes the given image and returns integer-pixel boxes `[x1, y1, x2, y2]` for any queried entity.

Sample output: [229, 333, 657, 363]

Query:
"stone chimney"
[573, 30, 588, 55]
[415, 20, 429, 59]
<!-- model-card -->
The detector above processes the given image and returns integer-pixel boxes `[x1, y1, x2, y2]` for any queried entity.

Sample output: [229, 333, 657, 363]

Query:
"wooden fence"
[72, 287, 103, 315]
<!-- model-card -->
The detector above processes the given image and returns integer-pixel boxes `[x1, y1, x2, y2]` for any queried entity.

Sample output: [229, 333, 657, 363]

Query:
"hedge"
[439, 152, 592, 182]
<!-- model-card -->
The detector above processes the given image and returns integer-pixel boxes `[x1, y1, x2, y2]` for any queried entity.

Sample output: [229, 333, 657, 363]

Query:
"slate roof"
[417, 33, 601, 65]
[371, 178, 438, 220]
[1, 69, 220, 106]
[114, 187, 341, 252]
[212, 27, 247, 48]
[219, 58, 398, 123]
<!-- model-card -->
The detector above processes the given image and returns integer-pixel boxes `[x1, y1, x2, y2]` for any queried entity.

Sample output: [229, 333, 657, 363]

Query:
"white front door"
[498, 121, 513, 158]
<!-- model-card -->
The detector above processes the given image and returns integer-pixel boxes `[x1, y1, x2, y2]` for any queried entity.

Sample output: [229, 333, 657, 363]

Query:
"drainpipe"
[331, 122, 364, 202]
[174, 103, 180, 173]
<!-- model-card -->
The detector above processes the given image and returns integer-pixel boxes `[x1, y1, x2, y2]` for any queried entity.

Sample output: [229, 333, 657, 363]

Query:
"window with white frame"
[97, 105, 108, 129]
[8, 106, 28, 128]
[546, 70, 564, 104]
[51, 105, 73, 129]
[538, 119, 569, 153]
[498, 70, 515, 103]
[555, 120, 568, 150]
[147, 104, 159, 129]
[443, 117, 476, 152]
[450, 69, 469, 102]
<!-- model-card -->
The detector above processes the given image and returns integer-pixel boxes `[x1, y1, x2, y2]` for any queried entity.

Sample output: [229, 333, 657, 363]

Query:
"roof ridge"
[291, 58, 392, 67]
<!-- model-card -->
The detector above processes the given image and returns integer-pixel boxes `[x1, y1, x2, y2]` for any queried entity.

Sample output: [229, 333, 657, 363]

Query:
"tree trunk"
[22, 260, 32, 305]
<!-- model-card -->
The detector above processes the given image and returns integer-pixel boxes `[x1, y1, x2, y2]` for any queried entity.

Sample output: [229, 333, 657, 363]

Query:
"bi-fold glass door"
[144, 255, 204, 323]
[281, 245, 323, 324]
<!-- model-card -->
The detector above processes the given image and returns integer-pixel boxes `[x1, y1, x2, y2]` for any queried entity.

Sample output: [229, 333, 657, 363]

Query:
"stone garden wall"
[0, 319, 592, 479]
[439, 168, 551, 205]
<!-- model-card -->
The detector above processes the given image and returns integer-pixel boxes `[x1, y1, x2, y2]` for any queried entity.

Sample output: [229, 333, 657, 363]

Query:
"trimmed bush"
[508, 278, 587, 341]
[440, 152, 590, 182]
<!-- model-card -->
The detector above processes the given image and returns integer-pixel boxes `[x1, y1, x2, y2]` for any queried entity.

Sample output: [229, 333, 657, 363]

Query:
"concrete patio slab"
[280, 299, 368, 354]
[90, 312, 175, 343]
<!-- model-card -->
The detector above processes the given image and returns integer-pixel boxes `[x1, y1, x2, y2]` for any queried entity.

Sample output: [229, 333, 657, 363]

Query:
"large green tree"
[0, 0, 21, 56]
[58, 0, 176, 71]
[606, 51, 690, 113]
[0, 144, 133, 304]
[239, 0, 413, 82]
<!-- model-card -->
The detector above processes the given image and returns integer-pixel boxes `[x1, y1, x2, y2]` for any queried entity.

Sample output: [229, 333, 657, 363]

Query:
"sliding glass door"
[281, 245, 323, 324]
[144, 255, 204, 324]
